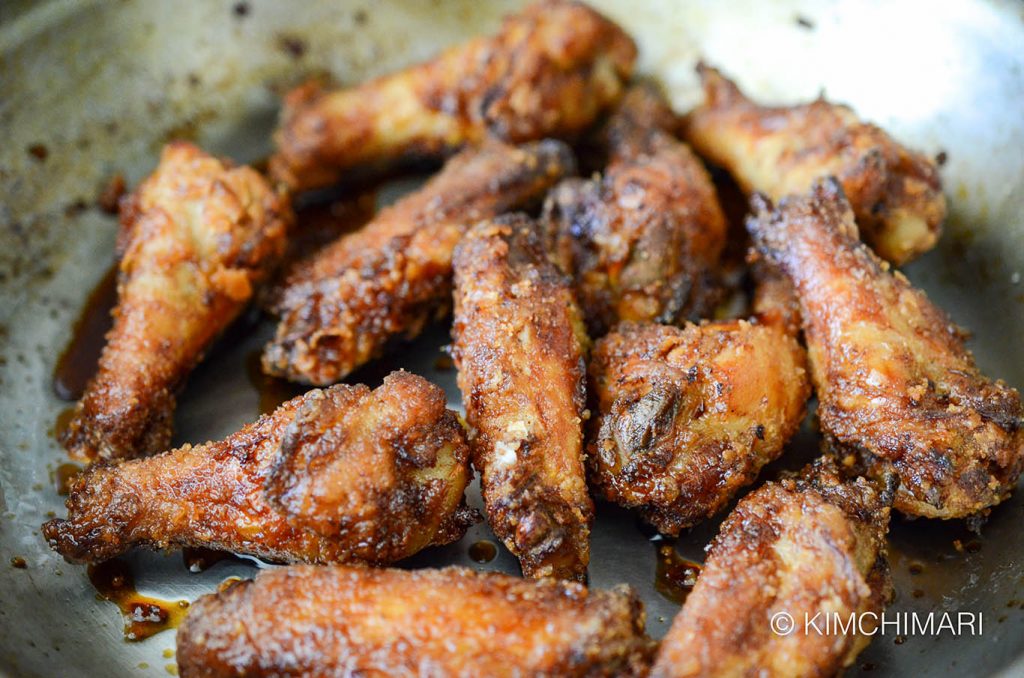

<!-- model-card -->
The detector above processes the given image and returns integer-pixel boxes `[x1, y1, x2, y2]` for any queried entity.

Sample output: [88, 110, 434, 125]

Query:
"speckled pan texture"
[1, 1, 1023, 676]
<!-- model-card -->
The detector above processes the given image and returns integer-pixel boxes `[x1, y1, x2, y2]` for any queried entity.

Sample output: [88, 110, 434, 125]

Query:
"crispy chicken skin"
[62, 142, 291, 460]
[269, 0, 636, 192]
[748, 180, 1024, 518]
[263, 139, 574, 385]
[684, 65, 946, 264]
[543, 84, 727, 335]
[651, 458, 895, 678]
[452, 215, 593, 581]
[587, 297, 810, 535]
[176, 565, 653, 678]
[43, 372, 472, 565]
[265, 371, 472, 549]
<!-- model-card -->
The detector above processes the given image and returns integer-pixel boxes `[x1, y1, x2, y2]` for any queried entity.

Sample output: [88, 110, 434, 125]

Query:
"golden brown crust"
[43, 372, 472, 565]
[748, 180, 1024, 518]
[61, 142, 292, 461]
[683, 64, 946, 264]
[651, 458, 894, 678]
[452, 215, 592, 581]
[588, 316, 809, 535]
[177, 565, 653, 678]
[269, 0, 636, 192]
[265, 371, 473, 555]
[543, 84, 727, 336]
[263, 139, 575, 385]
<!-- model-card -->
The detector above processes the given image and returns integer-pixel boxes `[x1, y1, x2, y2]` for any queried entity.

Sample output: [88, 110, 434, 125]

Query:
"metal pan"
[1, 1, 1022, 675]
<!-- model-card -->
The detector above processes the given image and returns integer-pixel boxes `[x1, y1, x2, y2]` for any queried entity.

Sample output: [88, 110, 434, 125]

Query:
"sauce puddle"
[654, 541, 702, 605]
[87, 559, 190, 641]
[52, 263, 118, 402]
[468, 540, 498, 564]
[245, 351, 306, 415]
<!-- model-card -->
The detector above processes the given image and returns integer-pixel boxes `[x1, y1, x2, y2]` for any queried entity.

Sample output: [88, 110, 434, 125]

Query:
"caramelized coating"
[62, 142, 291, 460]
[43, 372, 473, 564]
[452, 216, 592, 581]
[177, 565, 653, 678]
[270, 0, 635, 192]
[588, 309, 809, 535]
[684, 65, 946, 264]
[651, 458, 895, 678]
[264, 139, 574, 385]
[265, 371, 472, 549]
[748, 180, 1024, 518]
[543, 84, 727, 335]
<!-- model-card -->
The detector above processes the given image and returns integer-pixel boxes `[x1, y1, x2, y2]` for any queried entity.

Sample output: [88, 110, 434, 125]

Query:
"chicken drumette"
[62, 142, 292, 460]
[270, 0, 636, 192]
[684, 64, 946, 264]
[263, 138, 574, 385]
[177, 564, 651, 677]
[452, 215, 592, 581]
[543, 83, 727, 336]
[44, 371, 473, 565]
[652, 458, 895, 678]
[748, 179, 1024, 518]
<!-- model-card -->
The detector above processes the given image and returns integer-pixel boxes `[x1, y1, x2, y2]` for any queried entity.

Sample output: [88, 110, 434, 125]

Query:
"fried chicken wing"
[176, 565, 652, 678]
[263, 138, 574, 385]
[43, 371, 472, 565]
[269, 0, 635, 192]
[543, 85, 726, 335]
[587, 290, 810, 535]
[684, 65, 946, 264]
[61, 142, 291, 460]
[452, 215, 592, 581]
[651, 458, 895, 678]
[748, 179, 1024, 518]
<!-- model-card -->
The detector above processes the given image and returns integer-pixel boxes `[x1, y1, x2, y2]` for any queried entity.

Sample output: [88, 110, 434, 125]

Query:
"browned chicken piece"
[269, 0, 636, 192]
[43, 371, 473, 564]
[452, 215, 592, 581]
[263, 139, 574, 385]
[748, 179, 1024, 518]
[684, 64, 946, 265]
[177, 565, 653, 678]
[61, 142, 292, 460]
[587, 275, 810, 535]
[651, 457, 895, 678]
[543, 84, 727, 335]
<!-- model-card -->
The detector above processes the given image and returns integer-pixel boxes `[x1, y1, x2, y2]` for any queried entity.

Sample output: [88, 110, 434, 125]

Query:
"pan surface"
[1, 1, 1023, 676]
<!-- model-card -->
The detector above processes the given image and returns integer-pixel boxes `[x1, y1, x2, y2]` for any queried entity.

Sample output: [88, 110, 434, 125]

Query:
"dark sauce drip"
[286, 189, 377, 265]
[654, 541, 702, 605]
[52, 263, 118, 402]
[182, 548, 244, 573]
[10, 556, 27, 569]
[434, 354, 454, 371]
[218, 576, 244, 593]
[245, 351, 306, 415]
[51, 406, 76, 440]
[52, 462, 83, 496]
[87, 559, 189, 641]
[468, 540, 497, 564]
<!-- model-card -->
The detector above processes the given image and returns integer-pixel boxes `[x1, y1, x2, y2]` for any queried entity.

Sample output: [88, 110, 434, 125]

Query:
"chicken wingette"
[62, 142, 291, 460]
[176, 565, 652, 678]
[452, 215, 592, 581]
[748, 179, 1024, 518]
[587, 273, 809, 535]
[44, 371, 473, 565]
[651, 458, 895, 678]
[263, 138, 574, 385]
[270, 0, 635, 192]
[684, 64, 946, 264]
[543, 84, 727, 335]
